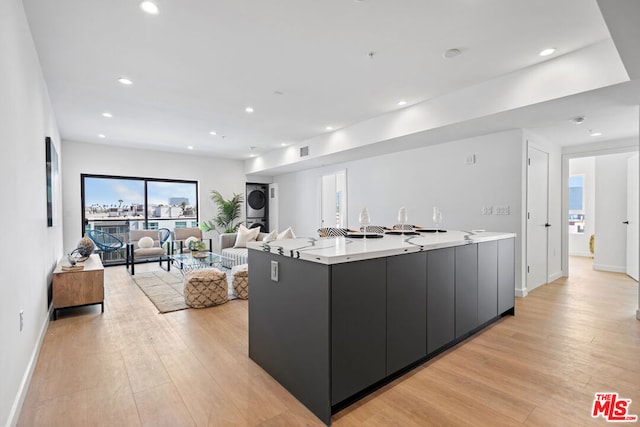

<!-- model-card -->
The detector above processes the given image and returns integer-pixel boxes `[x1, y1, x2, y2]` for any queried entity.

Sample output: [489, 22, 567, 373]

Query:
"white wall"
[568, 157, 596, 257]
[0, 1, 64, 424]
[62, 141, 247, 253]
[594, 152, 634, 272]
[274, 129, 527, 291]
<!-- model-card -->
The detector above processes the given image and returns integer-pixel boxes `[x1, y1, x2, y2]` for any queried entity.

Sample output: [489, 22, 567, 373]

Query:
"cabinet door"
[332, 258, 387, 405]
[498, 238, 515, 314]
[455, 244, 478, 338]
[478, 241, 498, 325]
[427, 247, 455, 354]
[386, 252, 427, 375]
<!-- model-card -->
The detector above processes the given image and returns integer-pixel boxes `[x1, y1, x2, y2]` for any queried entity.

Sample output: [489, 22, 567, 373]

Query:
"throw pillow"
[263, 230, 278, 241]
[234, 225, 260, 248]
[277, 227, 296, 239]
[138, 236, 154, 248]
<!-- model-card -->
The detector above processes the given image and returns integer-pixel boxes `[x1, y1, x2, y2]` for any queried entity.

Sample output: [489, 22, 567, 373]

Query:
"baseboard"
[593, 264, 626, 273]
[548, 271, 563, 283]
[6, 305, 51, 426]
[569, 251, 592, 258]
[515, 288, 528, 298]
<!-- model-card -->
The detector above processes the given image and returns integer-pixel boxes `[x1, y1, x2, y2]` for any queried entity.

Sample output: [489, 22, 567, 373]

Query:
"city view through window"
[82, 175, 199, 263]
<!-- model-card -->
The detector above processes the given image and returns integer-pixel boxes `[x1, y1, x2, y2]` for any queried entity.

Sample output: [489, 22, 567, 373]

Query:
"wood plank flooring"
[18, 257, 640, 426]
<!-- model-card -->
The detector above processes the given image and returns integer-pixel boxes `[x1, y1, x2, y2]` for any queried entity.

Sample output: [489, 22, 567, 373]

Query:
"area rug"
[131, 269, 236, 313]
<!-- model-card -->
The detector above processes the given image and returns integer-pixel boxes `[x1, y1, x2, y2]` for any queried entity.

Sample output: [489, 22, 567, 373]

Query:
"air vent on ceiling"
[300, 145, 309, 157]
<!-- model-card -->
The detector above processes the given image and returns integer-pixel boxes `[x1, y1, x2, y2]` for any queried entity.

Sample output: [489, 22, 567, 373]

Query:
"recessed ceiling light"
[397, 100, 407, 106]
[539, 48, 556, 57]
[139, 1, 159, 15]
[280, 142, 289, 147]
[209, 131, 217, 136]
[250, 154, 257, 158]
[325, 126, 334, 131]
[570, 116, 585, 125]
[442, 48, 461, 59]
[245, 106, 254, 113]
[98, 134, 106, 139]
[118, 77, 133, 85]
[590, 131, 602, 137]
[187, 145, 194, 150]
[102, 112, 113, 118]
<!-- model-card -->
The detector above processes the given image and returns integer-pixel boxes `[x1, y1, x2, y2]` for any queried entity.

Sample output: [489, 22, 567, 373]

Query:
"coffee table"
[169, 251, 233, 273]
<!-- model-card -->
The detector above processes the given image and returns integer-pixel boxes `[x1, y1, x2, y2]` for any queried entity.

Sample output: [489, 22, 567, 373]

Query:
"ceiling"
[22, 0, 639, 165]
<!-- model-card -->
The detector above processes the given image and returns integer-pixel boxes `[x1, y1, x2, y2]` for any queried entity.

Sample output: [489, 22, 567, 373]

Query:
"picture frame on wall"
[45, 136, 58, 227]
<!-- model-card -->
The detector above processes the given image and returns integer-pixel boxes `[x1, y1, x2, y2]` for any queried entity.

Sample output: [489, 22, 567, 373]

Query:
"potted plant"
[200, 190, 244, 234]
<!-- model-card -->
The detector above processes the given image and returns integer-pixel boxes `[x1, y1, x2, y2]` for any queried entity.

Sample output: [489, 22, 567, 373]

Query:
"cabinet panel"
[427, 247, 455, 354]
[332, 258, 387, 404]
[455, 244, 478, 338]
[386, 252, 427, 375]
[478, 241, 498, 324]
[498, 238, 516, 314]
[248, 251, 332, 423]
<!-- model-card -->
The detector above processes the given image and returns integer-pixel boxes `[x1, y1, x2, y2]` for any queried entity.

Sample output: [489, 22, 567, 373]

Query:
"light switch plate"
[495, 205, 510, 215]
[270, 261, 278, 282]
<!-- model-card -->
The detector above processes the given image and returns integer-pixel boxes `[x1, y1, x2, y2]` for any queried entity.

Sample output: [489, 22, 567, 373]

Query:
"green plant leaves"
[206, 190, 244, 234]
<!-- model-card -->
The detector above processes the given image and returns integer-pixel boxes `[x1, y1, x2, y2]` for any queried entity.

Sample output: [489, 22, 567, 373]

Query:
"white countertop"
[247, 230, 516, 265]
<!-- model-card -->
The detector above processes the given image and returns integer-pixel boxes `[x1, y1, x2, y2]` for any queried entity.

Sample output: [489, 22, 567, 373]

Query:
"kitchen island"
[247, 231, 515, 425]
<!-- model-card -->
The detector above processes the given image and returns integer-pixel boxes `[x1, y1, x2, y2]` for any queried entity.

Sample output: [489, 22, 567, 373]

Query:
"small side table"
[52, 254, 104, 320]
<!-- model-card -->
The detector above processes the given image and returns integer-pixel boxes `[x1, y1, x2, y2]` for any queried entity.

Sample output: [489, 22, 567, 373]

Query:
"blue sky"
[84, 177, 197, 207]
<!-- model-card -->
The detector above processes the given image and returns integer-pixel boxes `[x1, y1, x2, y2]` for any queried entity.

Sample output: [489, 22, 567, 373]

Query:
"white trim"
[548, 271, 563, 283]
[6, 306, 51, 426]
[593, 264, 626, 273]
[569, 251, 592, 258]
[516, 288, 528, 298]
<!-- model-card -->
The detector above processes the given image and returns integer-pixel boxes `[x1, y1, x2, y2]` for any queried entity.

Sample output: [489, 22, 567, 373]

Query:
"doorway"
[566, 152, 639, 278]
[321, 170, 347, 228]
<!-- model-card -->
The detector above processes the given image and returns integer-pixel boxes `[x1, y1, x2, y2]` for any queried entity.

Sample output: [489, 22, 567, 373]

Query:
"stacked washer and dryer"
[245, 183, 268, 232]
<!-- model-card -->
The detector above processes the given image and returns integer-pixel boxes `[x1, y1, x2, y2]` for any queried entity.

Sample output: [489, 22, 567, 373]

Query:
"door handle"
[544, 223, 551, 227]
[623, 221, 629, 224]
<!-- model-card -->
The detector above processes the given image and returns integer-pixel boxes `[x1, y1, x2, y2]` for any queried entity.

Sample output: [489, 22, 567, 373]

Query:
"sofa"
[219, 232, 268, 268]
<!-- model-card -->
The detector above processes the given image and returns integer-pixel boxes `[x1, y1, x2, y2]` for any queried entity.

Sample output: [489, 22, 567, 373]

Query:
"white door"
[320, 170, 347, 228]
[321, 174, 336, 227]
[627, 154, 639, 281]
[527, 145, 549, 292]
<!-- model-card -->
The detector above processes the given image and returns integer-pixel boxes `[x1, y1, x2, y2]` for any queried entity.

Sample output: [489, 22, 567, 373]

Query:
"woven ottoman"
[231, 263, 249, 299]
[183, 268, 228, 308]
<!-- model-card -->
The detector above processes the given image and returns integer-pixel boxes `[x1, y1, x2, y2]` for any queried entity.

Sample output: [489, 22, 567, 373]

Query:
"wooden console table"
[53, 254, 104, 320]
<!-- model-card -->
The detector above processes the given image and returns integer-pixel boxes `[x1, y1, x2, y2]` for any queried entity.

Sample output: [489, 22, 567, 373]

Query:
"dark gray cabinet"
[331, 258, 387, 405]
[427, 247, 455, 354]
[386, 252, 427, 375]
[498, 238, 515, 314]
[455, 244, 478, 338]
[249, 237, 515, 425]
[478, 241, 499, 325]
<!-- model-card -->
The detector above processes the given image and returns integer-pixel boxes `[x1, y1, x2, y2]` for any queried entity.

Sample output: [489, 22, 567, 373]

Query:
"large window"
[82, 174, 198, 263]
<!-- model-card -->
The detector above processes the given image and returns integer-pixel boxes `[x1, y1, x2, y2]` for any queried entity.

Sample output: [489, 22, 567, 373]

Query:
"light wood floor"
[18, 257, 640, 426]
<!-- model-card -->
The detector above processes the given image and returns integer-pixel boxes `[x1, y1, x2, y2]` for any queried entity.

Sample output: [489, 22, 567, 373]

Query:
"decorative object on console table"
[68, 236, 95, 264]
